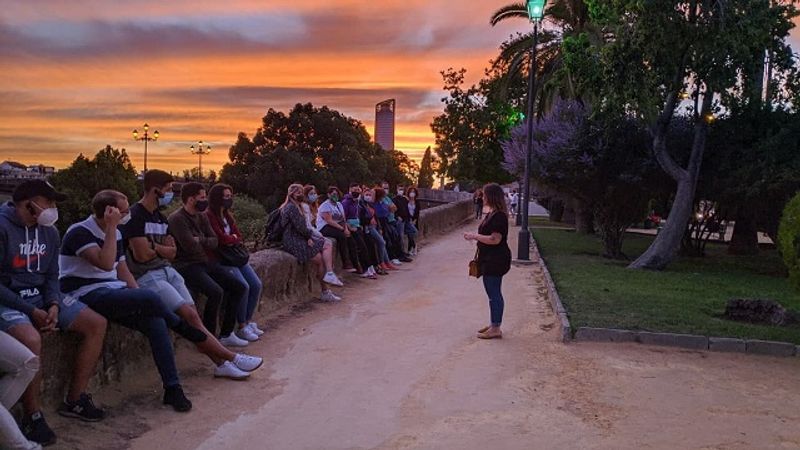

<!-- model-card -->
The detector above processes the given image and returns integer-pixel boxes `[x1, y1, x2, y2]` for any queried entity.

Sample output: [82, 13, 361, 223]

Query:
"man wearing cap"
[0, 180, 108, 446]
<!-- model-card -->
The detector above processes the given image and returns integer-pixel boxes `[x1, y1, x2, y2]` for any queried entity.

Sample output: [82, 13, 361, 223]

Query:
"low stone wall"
[35, 198, 474, 406]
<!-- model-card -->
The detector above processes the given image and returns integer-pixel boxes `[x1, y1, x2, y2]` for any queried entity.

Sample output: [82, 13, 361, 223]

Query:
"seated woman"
[280, 184, 343, 302]
[362, 188, 397, 272]
[317, 186, 359, 273]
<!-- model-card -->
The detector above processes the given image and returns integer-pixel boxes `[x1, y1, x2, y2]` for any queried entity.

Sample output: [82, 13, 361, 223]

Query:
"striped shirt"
[59, 215, 126, 295]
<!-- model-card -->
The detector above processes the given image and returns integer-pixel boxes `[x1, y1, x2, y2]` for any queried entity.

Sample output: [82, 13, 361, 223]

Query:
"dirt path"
[51, 223, 800, 450]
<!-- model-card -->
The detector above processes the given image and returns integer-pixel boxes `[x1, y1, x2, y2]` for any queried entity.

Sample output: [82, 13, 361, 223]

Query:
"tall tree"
[418, 147, 436, 188]
[573, 0, 798, 270]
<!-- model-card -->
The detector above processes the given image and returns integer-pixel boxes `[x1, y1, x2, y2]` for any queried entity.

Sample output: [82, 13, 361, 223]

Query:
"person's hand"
[344, 227, 351, 237]
[162, 235, 176, 247]
[193, 236, 202, 243]
[464, 232, 476, 241]
[30, 308, 50, 330]
[307, 238, 315, 247]
[105, 206, 122, 228]
[42, 304, 58, 332]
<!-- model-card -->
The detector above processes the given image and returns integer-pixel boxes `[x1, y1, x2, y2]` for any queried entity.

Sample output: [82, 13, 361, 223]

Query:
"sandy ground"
[48, 223, 800, 450]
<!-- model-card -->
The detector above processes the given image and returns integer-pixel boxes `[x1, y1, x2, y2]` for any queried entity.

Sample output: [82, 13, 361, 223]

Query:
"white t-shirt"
[316, 200, 345, 231]
[301, 203, 323, 237]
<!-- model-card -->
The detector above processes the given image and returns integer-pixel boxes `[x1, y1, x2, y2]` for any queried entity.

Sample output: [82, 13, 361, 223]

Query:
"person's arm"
[465, 231, 502, 246]
[286, 205, 312, 239]
[206, 211, 239, 246]
[42, 229, 62, 309]
[116, 260, 138, 289]
[199, 214, 219, 250]
[168, 212, 204, 256]
[80, 207, 122, 271]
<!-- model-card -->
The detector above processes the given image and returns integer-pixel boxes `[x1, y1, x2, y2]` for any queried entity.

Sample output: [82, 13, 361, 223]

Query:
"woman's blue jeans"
[482, 275, 505, 326]
[367, 225, 390, 263]
[220, 263, 264, 324]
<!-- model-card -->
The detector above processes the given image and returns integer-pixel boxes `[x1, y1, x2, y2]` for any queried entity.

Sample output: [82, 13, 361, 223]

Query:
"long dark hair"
[208, 183, 233, 219]
[482, 183, 507, 215]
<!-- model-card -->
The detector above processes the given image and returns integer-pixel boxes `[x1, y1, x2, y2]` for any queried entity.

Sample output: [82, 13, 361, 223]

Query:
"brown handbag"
[469, 247, 482, 278]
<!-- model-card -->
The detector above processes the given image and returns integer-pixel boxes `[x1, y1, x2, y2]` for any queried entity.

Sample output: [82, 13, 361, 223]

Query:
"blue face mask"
[159, 191, 174, 207]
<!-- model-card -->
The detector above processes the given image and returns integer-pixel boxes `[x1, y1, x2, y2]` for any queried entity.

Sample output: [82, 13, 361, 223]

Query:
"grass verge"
[532, 225, 800, 344]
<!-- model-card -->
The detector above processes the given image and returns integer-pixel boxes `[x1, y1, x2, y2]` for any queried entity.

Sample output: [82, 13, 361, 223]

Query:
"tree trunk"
[562, 203, 576, 225]
[548, 199, 564, 222]
[728, 212, 759, 255]
[574, 199, 595, 235]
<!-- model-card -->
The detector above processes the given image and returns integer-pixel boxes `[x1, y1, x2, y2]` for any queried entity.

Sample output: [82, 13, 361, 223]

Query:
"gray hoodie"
[0, 202, 61, 315]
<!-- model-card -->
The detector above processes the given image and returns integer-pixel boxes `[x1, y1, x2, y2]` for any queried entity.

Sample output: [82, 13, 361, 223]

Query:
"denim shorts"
[137, 266, 195, 312]
[0, 295, 87, 333]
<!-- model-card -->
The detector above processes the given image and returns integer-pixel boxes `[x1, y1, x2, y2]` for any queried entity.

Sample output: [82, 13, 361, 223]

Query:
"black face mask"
[195, 199, 209, 212]
[222, 198, 233, 210]
[351, 192, 361, 199]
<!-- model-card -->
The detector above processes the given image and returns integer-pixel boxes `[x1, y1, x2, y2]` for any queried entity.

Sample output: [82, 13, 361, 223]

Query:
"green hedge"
[779, 192, 800, 291]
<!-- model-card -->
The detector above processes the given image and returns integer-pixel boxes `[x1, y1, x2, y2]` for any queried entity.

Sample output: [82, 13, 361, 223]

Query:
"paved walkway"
[55, 223, 800, 450]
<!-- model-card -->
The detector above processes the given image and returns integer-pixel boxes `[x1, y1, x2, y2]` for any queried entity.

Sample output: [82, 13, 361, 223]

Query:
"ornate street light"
[132, 123, 159, 173]
[190, 141, 211, 180]
[517, 0, 547, 261]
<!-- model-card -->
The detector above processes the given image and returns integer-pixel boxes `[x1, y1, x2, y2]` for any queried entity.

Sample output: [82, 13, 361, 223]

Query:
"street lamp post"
[190, 141, 211, 181]
[517, 0, 546, 261]
[132, 123, 159, 173]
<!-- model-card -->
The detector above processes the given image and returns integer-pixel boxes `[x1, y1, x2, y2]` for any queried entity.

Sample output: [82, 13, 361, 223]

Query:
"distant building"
[27, 165, 55, 176]
[374, 99, 396, 151]
[0, 161, 54, 179]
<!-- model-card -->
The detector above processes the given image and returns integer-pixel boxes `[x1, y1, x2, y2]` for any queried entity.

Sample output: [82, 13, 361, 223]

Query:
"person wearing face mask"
[362, 189, 397, 272]
[0, 180, 109, 445]
[317, 186, 358, 273]
[342, 183, 380, 278]
[205, 183, 266, 343]
[168, 183, 248, 348]
[406, 187, 421, 254]
[280, 184, 342, 301]
[393, 185, 419, 256]
[122, 173, 261, 380]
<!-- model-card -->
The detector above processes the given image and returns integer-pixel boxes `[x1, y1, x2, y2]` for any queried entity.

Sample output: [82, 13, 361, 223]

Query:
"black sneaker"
[22, 411, 57, 446]
[58, 393, 106, 422]
[399, 256, 413, 263]
[163, 385, 192, 412]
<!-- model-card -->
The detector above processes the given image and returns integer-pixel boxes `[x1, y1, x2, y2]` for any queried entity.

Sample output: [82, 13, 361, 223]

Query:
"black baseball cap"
[12, 180, 68, 203]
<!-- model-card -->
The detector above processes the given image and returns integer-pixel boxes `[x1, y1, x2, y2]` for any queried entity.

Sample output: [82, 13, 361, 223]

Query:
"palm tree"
[490, 0, 599, 113]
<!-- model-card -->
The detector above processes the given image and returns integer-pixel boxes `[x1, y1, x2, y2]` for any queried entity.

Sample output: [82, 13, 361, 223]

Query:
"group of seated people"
[276, 182, 421, 301]
[0, 171, 265, 448]
[0, 173, 424, 449]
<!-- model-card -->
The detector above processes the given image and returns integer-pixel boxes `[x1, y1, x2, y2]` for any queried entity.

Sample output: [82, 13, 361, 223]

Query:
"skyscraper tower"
[374, 99, 395, 151]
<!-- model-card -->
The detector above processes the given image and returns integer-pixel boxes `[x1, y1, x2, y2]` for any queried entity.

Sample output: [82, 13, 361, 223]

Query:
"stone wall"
[35, 198, 474, 405]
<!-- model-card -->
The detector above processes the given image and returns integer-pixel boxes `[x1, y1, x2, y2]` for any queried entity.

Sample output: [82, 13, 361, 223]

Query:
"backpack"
[263, 208, 285, 248]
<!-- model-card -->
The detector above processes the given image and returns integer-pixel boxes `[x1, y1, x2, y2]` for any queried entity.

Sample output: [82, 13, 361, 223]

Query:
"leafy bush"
[230, 195, 266, 246]
[778, 192, 800, 291]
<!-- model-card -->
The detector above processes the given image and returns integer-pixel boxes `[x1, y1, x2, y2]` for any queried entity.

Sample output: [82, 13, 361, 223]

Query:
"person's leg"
[369, 227, 390, 263]
[180, 266, 225, 336]
[321, 239, 335, 273]
[4, 324, 42, 416]
[0, 330, 38, 410]
[321, 226, 350, 268]
[480, 276, 505, 338]
[0, 405, 40, 450]
[215, 265, 250, 329]
[208, 264, 247, 337]
[239, 264, 263, 323]
[61, 306, 106, 403]
[114, 314, 181, 388]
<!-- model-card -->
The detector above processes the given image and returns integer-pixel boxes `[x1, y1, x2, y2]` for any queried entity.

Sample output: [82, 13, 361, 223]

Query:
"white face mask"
[409, 193, 416, 198]
[397, 190, 405, 196]
[119, 213, 132, 225]
[364, 195, 374, 202]
[36, 207, 59, 227]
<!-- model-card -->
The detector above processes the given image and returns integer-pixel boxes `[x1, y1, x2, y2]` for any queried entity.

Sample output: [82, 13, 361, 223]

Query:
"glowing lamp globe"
[527, 0, 546, 21]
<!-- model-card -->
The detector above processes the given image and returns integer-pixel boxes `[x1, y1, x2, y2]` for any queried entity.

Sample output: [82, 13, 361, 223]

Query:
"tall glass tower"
[374, 99, 395, 151]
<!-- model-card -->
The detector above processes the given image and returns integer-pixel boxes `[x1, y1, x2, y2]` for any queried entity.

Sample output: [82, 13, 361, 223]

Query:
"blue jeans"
[79, 287, 181, 388]
[482, 276, 505, 327]
[367, 225, 390, 263]
[220, 264, 263, 324]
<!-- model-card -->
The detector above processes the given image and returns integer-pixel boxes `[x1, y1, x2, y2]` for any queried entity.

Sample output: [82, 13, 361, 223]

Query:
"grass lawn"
[532, 225, 800, 344]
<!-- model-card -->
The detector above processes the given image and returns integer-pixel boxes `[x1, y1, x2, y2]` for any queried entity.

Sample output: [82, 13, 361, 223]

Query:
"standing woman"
[206, 184, 265, 341]
[473, 188, 484, 220]
[280, 184, 343, 302]
[464, 183, 511, 339]
[406, 187, 421, 254]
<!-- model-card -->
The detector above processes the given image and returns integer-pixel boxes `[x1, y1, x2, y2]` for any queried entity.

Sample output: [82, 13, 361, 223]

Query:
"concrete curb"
[530, 235, 572, 343]
[530, 230, 798, 358]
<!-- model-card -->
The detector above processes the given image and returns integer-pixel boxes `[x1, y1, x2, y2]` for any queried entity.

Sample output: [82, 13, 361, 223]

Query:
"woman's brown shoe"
[477, 326, 491, 334]
[477, 329, 503, 339]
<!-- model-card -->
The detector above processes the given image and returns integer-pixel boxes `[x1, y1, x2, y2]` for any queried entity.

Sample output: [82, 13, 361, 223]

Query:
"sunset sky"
[1, 1, 798, 175]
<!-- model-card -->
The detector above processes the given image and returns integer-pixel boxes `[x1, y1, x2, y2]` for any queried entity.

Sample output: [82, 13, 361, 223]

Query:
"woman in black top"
[464, 183, 511, 339]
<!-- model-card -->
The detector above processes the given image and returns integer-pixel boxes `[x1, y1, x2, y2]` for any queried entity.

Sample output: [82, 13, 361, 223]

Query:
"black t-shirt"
[477, 211, 511, 276]
[120, 202, 171, 279]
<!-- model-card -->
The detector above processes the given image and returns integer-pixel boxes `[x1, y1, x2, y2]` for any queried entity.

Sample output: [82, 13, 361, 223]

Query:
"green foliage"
[50, 145, 139, 235]
[230, 194, 267, 245]
[779, 193, 800, 292]
[417, 147, 436, 189]
[221, 103, 415, 211]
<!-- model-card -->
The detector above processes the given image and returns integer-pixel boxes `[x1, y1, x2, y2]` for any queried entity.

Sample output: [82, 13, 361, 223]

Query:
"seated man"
[0, 180, 108, 446]
[60, 190, 208, 412]
[167, 183, 248, 347]
[122, 170, 261, 379]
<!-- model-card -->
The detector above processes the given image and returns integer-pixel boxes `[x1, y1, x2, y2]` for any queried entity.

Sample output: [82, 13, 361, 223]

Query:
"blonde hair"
[281, 183, 305, 209]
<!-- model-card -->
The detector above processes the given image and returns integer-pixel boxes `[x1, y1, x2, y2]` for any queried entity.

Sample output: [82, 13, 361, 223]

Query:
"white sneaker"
[367, 266, 377, 277]
[322, 272, 344, 287]
[233, 353, 263, 372]
[214, 361, 250, 380]
[321, 290, 342, 302]
[247, 322, 265, 336]
[391, 259, 402, 266]
[236, 326, 259, 342]
[220, 333, 249, 348]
